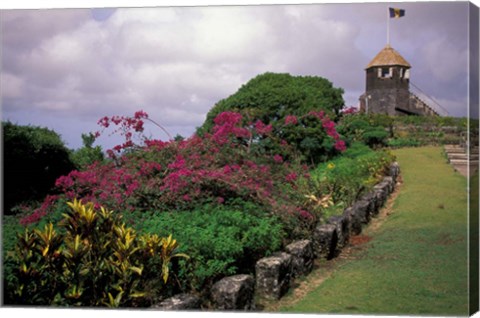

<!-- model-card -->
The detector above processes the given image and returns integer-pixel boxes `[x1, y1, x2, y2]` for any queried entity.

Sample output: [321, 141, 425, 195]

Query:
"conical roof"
[366, 44, 411, 69]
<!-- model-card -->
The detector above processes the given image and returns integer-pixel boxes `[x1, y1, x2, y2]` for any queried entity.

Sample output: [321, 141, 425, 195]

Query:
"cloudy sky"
[1, 1, 478, 150]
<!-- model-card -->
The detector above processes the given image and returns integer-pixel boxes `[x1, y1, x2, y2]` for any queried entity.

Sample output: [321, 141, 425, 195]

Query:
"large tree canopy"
[3, 121, 76, 214]
[199, 72, 345, 133]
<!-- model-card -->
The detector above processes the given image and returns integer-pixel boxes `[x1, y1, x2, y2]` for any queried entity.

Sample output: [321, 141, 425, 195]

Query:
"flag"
[389, 7, 405, 18]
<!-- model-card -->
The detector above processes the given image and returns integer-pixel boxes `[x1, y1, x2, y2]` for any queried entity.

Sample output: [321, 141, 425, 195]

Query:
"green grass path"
[282, 146, 469, 316]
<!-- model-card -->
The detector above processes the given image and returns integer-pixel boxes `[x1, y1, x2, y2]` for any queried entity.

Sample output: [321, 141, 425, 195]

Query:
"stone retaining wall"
[154, 162, 401, 311]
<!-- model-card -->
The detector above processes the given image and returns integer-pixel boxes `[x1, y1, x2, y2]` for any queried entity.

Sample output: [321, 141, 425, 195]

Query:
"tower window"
[379, 67, 392, 78]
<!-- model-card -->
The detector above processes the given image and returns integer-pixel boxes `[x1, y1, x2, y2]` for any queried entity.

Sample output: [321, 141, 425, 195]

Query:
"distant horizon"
[1, 1, 477, 150]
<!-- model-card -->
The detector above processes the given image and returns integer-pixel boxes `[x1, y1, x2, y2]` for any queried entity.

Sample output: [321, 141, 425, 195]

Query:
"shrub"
[138, 202, 284, 291]
[198, 73, 346, 164]
[200, 72, 345, 133]
[337, 115, 390, 148]
[70, 133, 105, 170]
[304, 143, 395, 219]
[387, 138, 421, 148]
[2, 121, 76, 214]
[362, 128, 389, 148]
[21, 111, 327, 236]
[5, 199, 187, 307]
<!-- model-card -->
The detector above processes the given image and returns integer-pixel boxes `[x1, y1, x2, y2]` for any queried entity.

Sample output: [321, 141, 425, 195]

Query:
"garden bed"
[3, 110, 396, 308]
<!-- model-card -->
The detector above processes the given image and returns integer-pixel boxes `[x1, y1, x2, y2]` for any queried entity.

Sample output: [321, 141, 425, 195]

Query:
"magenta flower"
[335, 140, 347, 152]
[285, 172, 298, 183]
[285, 115, 298, 125]
[273, 154, 283, 163]
[254, 120, 273, 135]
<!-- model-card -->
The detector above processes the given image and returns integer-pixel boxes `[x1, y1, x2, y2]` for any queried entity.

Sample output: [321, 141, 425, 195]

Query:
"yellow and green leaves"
[10, 199, 186, 307]
[139, 233, 189, 284]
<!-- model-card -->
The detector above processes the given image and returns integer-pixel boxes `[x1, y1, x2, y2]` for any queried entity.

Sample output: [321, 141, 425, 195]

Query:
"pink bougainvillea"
[341, 106, 358, 115]
[20, 109, 347, 228]
[285, 115, 298, 125]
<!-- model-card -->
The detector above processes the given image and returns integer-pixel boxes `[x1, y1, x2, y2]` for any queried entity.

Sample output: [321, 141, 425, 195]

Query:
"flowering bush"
[340, 106, 358, 115]
[275, 110, 346, 164]
[21, 111, 338, 239]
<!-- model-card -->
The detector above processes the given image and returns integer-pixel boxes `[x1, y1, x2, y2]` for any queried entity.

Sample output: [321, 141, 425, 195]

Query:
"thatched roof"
[366, 44, 411, 69]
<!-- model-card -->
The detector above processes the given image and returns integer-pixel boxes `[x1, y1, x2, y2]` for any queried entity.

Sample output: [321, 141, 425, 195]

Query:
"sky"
[1, 0, 478, 150]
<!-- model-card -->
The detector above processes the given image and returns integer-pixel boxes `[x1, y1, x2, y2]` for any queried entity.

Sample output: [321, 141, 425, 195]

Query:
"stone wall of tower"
[363, 65, 410, 115]
[365, 67, 409, 91]
[361, 88, 410, 115]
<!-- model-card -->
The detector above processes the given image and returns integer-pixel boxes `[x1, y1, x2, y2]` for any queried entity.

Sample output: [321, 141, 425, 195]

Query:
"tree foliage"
[2, 121, 76, 214]
[199, 72, 345, 133]
[70, 133, 105, 170]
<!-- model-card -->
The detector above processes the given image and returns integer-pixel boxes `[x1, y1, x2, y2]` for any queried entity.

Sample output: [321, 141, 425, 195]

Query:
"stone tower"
[359, 44, 411, 115]
[359, 44, 438, 116]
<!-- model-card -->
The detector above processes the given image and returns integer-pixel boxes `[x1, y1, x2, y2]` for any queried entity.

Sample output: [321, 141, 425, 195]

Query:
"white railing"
[410, 82, 450, 116]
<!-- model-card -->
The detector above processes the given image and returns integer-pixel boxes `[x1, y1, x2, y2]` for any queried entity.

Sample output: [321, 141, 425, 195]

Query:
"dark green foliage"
[70, 133, 105, 169]
[138, 202, 284, 291]
[199, 72, 344, 133]
[362, 129, 389, 148]
[2, 121, 76, 214]
[337, 115, 390, 148]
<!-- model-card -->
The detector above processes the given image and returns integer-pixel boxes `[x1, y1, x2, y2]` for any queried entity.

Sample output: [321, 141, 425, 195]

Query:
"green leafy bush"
[337, 116, 389, 148]
[387, 138, 421, 148]
[197, 73, 346, 164]
[200, 72, 345, 132]
[2, 122, 74, 214]
[70, 133, 105, 169]
[303, 143, 395, 219]
[138, 202, 284, 291]
[3, 121, 76, 214]
[362, 128, 389, 148]
[5, 199, 187, 307]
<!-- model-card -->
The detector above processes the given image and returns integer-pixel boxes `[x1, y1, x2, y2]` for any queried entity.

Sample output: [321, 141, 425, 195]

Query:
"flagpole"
[387, 7, 390, 45]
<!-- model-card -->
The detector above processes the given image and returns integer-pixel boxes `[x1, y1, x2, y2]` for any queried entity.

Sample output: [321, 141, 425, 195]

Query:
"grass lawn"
[281, 146, 470, 316]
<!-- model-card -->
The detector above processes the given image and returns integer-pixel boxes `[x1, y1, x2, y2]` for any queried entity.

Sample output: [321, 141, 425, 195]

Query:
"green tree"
[70, 133, 105, 170]
[198, 72, 345, 133]
[2, 121, 76, 214]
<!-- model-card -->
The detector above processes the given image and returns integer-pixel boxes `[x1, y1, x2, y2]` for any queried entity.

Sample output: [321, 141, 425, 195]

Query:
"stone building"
[359, 44, 438, 116]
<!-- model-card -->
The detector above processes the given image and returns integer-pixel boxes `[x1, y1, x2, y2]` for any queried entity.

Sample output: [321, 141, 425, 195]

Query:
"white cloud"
[1, 2, 473, 149]
[1, 72, 25, 98]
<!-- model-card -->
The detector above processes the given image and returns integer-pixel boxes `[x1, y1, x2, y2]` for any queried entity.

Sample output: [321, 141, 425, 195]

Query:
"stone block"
[285, 240, 314, 277]
[374, 180, 391, 196]
[153, 293, 202, 310]
[312, 224, 338, 259]
[361, 192, 377, 216]
[388, 162, 400, 183]
[373, 188, 387, 211]
[383, 176, 395, 193]
[343, 207, 360, 235]
[255, 252, 292, 300]
[211, 274, 255, 310]
[327, 215, 350, 249]
[353, 199, 370, 225]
